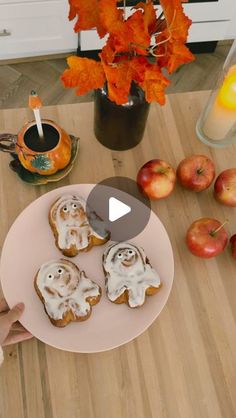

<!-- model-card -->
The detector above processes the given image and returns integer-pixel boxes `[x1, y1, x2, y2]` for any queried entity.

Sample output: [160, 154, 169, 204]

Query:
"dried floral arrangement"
[61, 0, 194, 105]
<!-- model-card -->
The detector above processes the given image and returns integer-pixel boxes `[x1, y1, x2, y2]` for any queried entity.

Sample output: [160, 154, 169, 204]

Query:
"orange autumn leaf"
[102, 61, 132, 105]
[63, 0, 194, 105]
[133, 1, 157, 35]
[68, 1, 77, 20]
[158, 40, 194, 73]
[61, 56, 106, 95]
[68, 0, 106, 38]
[100, 35, 117, 64]
[100, 0, 150, 56]
[139, 66, 170, 104]
[108, 11, 150, 56]
[129, 56, 149, 84]
[159, 0, 192, 42]
[99, 0, 123, 34]
[125, 11, 150, 55]
[155, 0, 194, 73]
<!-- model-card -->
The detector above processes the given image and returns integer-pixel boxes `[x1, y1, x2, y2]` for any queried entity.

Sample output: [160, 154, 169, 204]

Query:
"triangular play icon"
[109, 197, 131, 222]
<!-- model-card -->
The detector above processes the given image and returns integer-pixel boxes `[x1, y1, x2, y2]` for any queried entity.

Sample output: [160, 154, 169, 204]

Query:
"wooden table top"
[0, 91, 236, 418]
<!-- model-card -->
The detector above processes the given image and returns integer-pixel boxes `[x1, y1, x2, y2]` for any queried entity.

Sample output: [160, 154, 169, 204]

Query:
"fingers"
[5, 303, 25, 325]
[3, 331, 33, 346]
[0, 298, 8, 313]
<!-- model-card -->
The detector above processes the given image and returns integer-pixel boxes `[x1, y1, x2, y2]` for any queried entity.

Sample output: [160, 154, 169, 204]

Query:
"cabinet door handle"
[0, 29, 11, 37]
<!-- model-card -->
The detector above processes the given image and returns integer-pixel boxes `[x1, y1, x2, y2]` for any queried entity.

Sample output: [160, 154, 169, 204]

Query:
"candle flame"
[217, 66, 236, 110]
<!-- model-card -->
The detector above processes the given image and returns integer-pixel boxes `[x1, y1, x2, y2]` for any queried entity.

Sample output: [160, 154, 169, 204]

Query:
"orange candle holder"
[196, 41, 236, 148]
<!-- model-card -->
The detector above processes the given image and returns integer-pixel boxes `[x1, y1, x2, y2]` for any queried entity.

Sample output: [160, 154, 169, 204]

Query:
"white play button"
[86, 176, 151, 241]
[109, 197, 131, 222]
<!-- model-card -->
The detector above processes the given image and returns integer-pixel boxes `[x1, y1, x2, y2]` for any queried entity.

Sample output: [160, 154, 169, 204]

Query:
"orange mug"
[0, 119, 71, 175]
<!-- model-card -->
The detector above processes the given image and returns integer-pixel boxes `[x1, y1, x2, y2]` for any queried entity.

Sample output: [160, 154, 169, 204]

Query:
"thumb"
[6, 303, 25, 325]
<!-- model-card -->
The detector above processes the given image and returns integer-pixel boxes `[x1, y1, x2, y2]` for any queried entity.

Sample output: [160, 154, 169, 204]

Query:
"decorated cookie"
[49, 194, 109, 257]
[35, 259, 102, 327]
[103, 242, 161, 308]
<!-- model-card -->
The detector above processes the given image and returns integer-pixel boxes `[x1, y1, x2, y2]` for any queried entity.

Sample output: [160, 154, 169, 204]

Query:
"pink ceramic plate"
[0, 184, 174, 353]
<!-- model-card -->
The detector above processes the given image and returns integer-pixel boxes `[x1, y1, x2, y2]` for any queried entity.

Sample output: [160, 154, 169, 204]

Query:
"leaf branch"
[123, 0, 126, 20]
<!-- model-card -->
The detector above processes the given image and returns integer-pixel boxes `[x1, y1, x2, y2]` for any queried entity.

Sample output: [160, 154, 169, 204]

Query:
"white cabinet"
[0, 0, 78, 59]
[184, 0, 236, 42]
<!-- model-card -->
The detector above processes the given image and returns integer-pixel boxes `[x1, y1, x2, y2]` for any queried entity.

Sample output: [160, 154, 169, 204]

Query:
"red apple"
[137, 159, 176, 200]
[230, 234, 236, 259]
[214, 168, 236, 206]
[177, 154, 215, 192]
[186, 218, 228, 258]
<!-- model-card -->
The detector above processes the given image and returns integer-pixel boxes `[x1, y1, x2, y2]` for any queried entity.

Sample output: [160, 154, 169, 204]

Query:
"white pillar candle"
[203, 65, 236, 141]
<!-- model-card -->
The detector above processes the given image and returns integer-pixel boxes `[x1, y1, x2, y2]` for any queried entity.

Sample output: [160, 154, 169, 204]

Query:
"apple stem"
[211, 219, 229, 236]
[197, 168, 203, 175]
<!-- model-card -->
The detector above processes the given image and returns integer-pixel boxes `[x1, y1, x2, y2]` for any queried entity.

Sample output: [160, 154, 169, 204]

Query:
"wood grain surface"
[0, 91, 236, 418]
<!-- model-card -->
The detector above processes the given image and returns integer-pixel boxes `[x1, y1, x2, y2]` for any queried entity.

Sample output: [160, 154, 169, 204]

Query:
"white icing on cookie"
[50, 195, 108, 251]
[103, 242, 161, 308]
[36, 259, 100, 320]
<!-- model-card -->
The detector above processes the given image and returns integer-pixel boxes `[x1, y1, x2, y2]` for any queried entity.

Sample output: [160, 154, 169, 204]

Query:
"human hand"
[0, 298, 32, 346]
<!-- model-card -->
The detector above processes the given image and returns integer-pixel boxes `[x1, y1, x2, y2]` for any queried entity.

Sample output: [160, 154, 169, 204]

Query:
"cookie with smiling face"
[103, 242, 161, 308]
[49, 194, 109, 257]
[34, 259, 102, 327]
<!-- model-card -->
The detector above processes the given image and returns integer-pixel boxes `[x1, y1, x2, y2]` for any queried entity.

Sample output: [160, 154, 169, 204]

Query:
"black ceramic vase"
[94, 83, 150, 151]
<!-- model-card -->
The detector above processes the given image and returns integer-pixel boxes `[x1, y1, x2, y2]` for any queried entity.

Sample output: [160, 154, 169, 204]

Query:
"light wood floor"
[0, 42, 232, 109]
